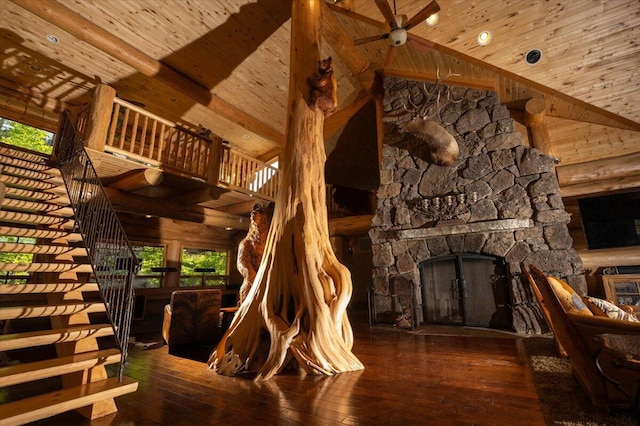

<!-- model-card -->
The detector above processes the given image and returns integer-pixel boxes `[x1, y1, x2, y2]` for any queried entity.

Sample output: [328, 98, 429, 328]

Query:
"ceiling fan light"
[389, 28, 408, 46]
[477, 30, 493, 46]
[425, 13, 439, 26]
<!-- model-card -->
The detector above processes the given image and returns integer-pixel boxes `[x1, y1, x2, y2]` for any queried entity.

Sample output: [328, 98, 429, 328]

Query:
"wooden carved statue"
[308, 56, 337, 116]
[237, 203, 274, 304]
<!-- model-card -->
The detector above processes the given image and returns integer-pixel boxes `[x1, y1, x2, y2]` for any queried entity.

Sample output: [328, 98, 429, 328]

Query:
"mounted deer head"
[398, 70, 461, 166]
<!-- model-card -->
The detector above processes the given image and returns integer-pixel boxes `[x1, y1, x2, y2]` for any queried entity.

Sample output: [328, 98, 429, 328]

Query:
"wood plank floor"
[31, 319, 546, 425]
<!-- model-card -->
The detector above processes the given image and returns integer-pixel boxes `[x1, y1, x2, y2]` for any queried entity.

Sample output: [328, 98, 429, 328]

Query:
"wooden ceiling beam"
[106, 169, 164, 193]
[321, 0, 376, 91]
[9, 0, 285, 146]
[102, 187, 249, 231]
[324, 90, 372, 139]
[383, 69, 497, 92]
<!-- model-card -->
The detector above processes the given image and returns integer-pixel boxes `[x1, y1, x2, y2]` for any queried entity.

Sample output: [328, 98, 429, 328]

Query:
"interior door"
[420, 257, 463, 325]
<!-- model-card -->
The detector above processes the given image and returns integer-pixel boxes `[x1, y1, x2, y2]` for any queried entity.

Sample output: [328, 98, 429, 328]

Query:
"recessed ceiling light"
[525, 48, 543, 65]
[29, 64, 41, 72]
[477, 30, 492, 46]
[46, 34, 59, 44]
[169, 97, 177, 103]
[425, 12, 439, 26]
[242, 134, 249, 140]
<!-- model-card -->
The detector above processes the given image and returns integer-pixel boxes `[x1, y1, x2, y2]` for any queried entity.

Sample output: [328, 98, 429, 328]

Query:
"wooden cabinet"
[602, 274, 640, 313]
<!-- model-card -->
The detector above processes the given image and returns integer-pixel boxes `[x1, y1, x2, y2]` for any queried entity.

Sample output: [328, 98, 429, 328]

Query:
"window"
[131, 244, 165, 288]
[0, 235, 35, 283]
[180, 247, 228, 287]
[0, 116, 54, 155]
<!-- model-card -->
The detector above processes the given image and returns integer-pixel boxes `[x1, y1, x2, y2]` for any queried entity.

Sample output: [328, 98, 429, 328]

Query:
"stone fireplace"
[369, 77, 585, 334]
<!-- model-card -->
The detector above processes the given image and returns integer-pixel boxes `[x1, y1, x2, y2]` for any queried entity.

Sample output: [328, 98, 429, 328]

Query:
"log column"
[524, 97, 552, 156]
[84, 84, 116, 151]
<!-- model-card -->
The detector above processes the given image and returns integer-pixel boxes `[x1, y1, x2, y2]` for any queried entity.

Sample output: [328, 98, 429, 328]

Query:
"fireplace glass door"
[419, 254, 510, 328]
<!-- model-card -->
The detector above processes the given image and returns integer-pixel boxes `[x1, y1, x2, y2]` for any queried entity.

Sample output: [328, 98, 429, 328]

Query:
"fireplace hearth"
[369, 77, 585, 334]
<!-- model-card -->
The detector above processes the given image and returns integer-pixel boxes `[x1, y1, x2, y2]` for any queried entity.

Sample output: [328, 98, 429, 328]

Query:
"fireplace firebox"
[419, 254, 512, 329]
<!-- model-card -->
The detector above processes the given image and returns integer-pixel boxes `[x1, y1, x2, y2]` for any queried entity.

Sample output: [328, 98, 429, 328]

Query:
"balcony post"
[207, 136, 223, 186]
[84, 84, 116, 151]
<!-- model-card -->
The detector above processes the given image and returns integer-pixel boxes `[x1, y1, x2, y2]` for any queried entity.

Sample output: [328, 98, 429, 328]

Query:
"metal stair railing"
[54, 111, 139, 380]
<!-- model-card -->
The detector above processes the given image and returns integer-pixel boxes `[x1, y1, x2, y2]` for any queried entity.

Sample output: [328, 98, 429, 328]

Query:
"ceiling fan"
[353, 0, 440, 65]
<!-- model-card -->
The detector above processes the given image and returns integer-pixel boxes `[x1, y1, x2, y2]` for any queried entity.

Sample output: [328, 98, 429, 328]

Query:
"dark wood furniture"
[161, 289, 222, 350]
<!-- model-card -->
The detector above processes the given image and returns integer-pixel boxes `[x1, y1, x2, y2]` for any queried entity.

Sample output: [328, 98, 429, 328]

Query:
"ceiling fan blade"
[354, 33, 389, 46]
[404, 0, 441, 31]
[383, 46, 397, 68]
[375, 0, 399, 29]
[408, 35, 435, 53]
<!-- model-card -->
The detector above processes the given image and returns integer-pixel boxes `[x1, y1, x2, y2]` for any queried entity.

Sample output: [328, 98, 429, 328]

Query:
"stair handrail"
[54, 111, 139, 381]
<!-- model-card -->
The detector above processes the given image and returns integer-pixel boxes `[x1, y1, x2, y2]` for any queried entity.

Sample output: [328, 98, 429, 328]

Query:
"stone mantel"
[392, 219, 535, 240]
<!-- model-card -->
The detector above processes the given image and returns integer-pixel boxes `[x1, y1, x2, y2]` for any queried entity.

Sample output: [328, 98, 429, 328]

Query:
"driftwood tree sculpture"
[208, 0, 363, 381]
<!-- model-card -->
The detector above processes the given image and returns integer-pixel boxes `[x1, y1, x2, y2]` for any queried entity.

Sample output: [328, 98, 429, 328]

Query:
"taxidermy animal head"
[398, 72, 461, 166]
[398, 118, 458, 166]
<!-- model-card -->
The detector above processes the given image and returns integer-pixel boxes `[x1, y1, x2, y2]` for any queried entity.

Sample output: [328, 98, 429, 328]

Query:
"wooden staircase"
[0, 145, 137, 425]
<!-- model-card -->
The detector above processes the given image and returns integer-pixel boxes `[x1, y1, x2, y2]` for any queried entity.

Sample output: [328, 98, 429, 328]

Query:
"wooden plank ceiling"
[0, 0, 638, 172]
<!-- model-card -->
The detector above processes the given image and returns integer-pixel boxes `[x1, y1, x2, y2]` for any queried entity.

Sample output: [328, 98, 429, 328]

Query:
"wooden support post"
[84, 84, 116, 152]
[164, 240, 183, 288]
[207, 136, 223, 186]
[524, 98, 552, 156]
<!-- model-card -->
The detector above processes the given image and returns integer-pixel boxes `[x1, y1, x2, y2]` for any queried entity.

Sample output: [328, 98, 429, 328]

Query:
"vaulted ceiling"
[1, 0, 638, 169]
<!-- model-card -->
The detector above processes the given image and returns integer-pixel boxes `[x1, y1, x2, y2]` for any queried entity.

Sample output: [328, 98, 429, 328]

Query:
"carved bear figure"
[308, 56, 338, 116]
[237, 203, 274, 304]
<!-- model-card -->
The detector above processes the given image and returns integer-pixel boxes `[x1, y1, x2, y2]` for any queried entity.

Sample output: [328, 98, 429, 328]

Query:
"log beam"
[524, 98, 551, 156]
[107, 168, 163, 193]
[9, 0, 285, 146]
[321, 1, 376, 91]
[578, 247, 640, 271]
[328, 214, 373, 237]
[557, 151, 640, 197]
[103, 187, 248, 230]
[324, 90, 372, 139]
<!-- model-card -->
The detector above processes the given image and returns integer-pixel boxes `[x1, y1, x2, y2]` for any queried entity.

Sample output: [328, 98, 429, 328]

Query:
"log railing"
[218, 145, 279, 200]
[79, 85, 278, 201]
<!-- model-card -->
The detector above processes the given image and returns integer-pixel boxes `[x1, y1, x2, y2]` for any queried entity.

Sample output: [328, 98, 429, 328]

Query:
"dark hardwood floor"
[32, 315, 546, 425]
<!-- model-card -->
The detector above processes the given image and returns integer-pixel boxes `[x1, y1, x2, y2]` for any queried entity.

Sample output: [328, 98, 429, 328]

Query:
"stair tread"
[0, 375, 137, 426]
[0, 282, 99, 294]
[0, 211, 75, 228]
[0, 144, 50, 165]
[3, 187, 70, 204]
[0, 163, 64, 184]
[1, 198, 74, 216]
[0, 153, 60, 175]
[0, 242, 87, 256]
[0, 226, 82, 241]
[0, 262, 92, 273]
[0, 175, 65, 193]
[0, 348, 122, 386]
[0, 324, 114, 351]
[0, 301, 107, 320]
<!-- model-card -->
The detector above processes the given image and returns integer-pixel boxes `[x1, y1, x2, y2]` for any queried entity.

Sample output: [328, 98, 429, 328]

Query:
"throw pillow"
[583, 296, 640, 322]
[546, 276, 593, 315]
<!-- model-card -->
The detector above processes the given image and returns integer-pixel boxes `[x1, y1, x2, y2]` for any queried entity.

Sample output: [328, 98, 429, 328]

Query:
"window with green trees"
[131, 244, 165, 288]
[180, 247, 228, 287]
[0, 117, 54, 155]
[0, 235, 35, 282]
